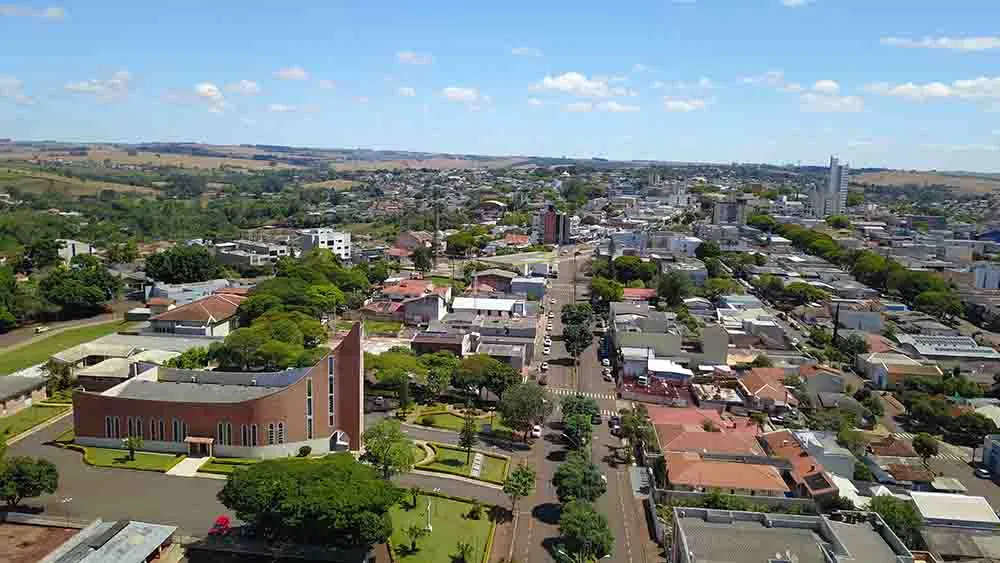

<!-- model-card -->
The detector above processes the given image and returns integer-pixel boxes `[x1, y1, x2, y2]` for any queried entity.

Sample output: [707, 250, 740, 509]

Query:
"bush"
[421, 415, 435, 426]
[467, 500, 483, 520]
[298, 445, 312, 457]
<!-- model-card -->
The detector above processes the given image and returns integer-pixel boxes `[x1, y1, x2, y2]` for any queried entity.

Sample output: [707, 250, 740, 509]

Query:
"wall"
[0, 386, 47, 417]
[655, 489, 817, 514]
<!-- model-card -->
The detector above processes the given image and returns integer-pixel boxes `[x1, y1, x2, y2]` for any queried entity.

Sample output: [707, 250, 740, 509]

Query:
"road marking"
[616, 470, 635, 563]
[547, 387, 617, 401]
[891, 433, 972, 462]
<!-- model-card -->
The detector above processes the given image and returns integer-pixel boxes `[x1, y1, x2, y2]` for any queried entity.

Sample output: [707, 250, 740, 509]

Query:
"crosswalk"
[552, 405, 618, 417]
[547, 386, 617, 401]
[892, 432, 972, 462]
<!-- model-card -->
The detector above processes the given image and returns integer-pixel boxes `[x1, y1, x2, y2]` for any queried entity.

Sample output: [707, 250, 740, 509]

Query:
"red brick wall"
[73, 322, 365, 450]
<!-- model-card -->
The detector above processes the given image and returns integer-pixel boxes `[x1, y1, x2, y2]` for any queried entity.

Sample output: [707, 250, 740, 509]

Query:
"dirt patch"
[853, 171, 1000, 194]
[0, 522, 78, 563]
[301, 179, 358, 190]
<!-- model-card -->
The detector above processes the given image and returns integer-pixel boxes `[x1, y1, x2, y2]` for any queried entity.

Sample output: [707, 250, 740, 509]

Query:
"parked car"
[543, 346, 551, 355]
[976, 467, 992, 479]
[603, 372, 615, 382]
[34, 326, 50, 334]
[547, 324, 553, 332]
[544, 337, 552, 346]
[530, 424, 543, 438]
[610, 424, 621, 437]
[591, 413, 602, 425]
[550, 298, 557, 304]
[548, 311, 555, 319]
[373, 396, 385, 407]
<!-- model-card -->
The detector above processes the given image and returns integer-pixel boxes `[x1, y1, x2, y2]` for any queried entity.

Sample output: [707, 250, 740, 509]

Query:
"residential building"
[148, 293, 246, 337]
[409, 331, 474, 357]
[510, 277, 546, 299]
[792, 430, 859, 479]
[478, 342, 526, 372]
[712, 197, 747, 226]
[738, 368, 798, 412]
[655, 424, 763, 455]
[664, 451, 789, 496]
[622, 287, 657, 302]
[56, 238, 95, 265]
[470, 269, 518, 293]
[982, 434, 1000, 478]
[533, 204, 571, 245]
[298, 228, 352, 260]
[72, 323, 365, 458]
[395, 230, 435, 252]
[810, 155, 849, 218]
[0, 376, 47, 417]
[909, 491, 1000, 529]
[214, 239, 289, 267]
[760, 430, 840, 503]
[670, 508, 913, 563]
[451, 297, 525, 317]
[856, 351, 944, 389]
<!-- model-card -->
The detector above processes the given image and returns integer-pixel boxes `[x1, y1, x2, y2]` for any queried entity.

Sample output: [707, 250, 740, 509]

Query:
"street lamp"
[60, 497, 72, 527]
[425, 487, 440, 532]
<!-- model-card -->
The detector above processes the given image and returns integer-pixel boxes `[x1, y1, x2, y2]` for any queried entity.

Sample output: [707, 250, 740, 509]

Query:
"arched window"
[277, 422, 285, 444]
[134, 417, 143, 438]
[241, 424, 248, 447]
[149, 418, 157, 440]
[158, 419, 165, 441]
[267, 423, 275, 445]
[250, 424, 258, 446]
[126, 416, 134, 438]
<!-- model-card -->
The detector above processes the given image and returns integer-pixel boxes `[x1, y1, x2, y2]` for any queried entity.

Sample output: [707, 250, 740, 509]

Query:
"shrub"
[298, 445, 312, 457]
[420, 415, 435, 426]
[467, 501, 483, 520]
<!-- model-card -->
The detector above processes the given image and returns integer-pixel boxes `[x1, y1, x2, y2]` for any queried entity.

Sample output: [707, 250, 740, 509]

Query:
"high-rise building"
[712, 196, 747, 226]
[811, 155, 849, 218]
[533, 205, 571, 245]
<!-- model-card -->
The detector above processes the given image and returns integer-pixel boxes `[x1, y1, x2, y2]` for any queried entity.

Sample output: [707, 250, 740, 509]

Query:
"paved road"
[930, 457, 1000, 509]
[0, 300, 141, 351]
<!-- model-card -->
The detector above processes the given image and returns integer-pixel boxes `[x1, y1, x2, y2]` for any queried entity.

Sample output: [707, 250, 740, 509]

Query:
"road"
[514, 245, 660, 563]
[0, 300, 141, 351]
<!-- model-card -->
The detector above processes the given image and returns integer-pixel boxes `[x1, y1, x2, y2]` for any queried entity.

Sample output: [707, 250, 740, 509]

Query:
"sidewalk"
[166, 457, 209, 477]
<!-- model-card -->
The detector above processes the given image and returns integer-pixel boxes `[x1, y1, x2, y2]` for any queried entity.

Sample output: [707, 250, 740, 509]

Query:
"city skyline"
[2, 0, 999, 171]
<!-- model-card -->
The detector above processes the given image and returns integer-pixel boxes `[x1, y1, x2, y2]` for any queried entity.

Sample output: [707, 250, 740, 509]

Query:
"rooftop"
[114, 379, 281, 403]
[896, 334, 1000, 360]
[910, 491, 1000, 526]
[0, 375, 46, 400]
[666, 451, 789, 493]
[50, 519, 177, 563]
[451, 297, 518, 312]
[149, 293, 246, 324]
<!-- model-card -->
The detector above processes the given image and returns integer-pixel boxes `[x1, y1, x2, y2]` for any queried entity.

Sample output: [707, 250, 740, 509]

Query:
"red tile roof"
[741, 368, 798, 406]
[622, 288, 657, 301]
[362, 300, 404, 314]
[215, 287, 251, 296]
[146, 297, 175, 306]
[382, 279, 434, 297]
[645, 406, 758, 434]
[760, 430, 838, 497]
[666, 452, 789, 494]
[868, 435, 918, 457]
[150, 293, 246, 323]
[503, 233, 530, 246]
[655, 425, 763, 455]
[386, 247, 413, 258]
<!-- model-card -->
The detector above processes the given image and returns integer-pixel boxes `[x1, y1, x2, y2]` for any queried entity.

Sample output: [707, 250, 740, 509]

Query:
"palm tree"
[122, 436, 143, 461]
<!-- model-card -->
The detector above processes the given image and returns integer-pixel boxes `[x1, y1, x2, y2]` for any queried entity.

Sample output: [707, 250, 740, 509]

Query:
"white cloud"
[397, 51, 433, 65]
[64, 70, 131, 102]
[195, 83, 223, 101]
[632, 63, 648, 73]
[922, 143, 1000, 153]
[812, 79, 839, 94]
[663, 98, 707, 112]
[0, 75, 33, 105]
[441, 86, 481, 103]
[781, 0, 813, 6]
[398, 86, 416, 97]
[800, 92, 864, 113]
[994, 129, 1000, 136]
[564, 101, 593, 113]
[226, 80, 260, 96]
[356, 96, 369, 104]
[275, 66, 308, 81]
[318, 79, 337, 90]
[782, 82, 804, 93]
[527, 97, 544, 106]
[596, 101, 640, 113]
[511, 46, 543, 57]
[865, 77, 1000, 102]
[847, 139, 875, 148]
[881, 36, 1000, 52]
[531, 72, 627, 98]
[742, 70, 786, 87]
[0, 4, 65, 19]
[268, 103, 320, 114]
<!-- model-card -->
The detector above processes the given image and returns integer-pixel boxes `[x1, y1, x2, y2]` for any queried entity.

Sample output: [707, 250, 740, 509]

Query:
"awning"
[184, 436, 215, 444]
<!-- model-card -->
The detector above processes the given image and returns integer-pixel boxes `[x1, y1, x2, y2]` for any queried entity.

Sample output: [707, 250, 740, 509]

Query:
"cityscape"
[2, 2, 1000, 563]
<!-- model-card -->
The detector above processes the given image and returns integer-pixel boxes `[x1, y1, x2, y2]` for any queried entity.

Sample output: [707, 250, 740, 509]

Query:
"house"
[451, 297, 525, 318]
[502, 233, 530, 248]
[400, 293, 448, 325]
[360, 300, 404, 322]
[655, 424, 763, 455]
[410, 331, 473, 357]
[792, 430, 859, 479]
[396, 230, 434, 252]
[664, 451, 789, 496]
[510, 277, 546, 299]
[56, 238, 95, 265]
[299, 228, 352, 260]
[910, 491, 1000, 529]
[622, 287, 657, 302]
[856, 351, 944, 389]
[148, 293, 246, 337]
[0, 376, 47, 417]
[669, 507, 913, 563]
[470, 269, 518, 293]
[72, 324, 365, 458]
[380, 279, 452, 303]
[760, 430, 840, 504]
[738, 368, 798, 412]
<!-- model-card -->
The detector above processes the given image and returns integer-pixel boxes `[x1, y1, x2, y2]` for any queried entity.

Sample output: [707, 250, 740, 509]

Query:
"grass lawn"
[417, 412, 512, 437]
[0, 404, 70, 440]
[413, 444, 427, 464]
[83, 447, 185, 472]
[334, 320, 402, 335]
[425, 444, 508, 484]
[390, 495, 493, 563]
[200, 457, 261, 475]
[0, 321, 128, 375]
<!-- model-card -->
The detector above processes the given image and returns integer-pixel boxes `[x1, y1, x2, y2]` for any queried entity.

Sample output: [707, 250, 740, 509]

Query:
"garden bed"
[199, 457, 261, 475]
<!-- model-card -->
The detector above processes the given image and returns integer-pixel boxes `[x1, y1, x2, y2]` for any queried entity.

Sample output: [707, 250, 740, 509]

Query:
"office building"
[811, 156, 849, 218]
[298, 228, 352, 260]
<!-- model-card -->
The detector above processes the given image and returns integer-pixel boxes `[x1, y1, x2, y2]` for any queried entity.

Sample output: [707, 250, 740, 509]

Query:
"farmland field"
[0, 167, 157, 197]
[853, 171, 1000, 194]
[0, 149, 302, 170]
[301, 179, 358, 190]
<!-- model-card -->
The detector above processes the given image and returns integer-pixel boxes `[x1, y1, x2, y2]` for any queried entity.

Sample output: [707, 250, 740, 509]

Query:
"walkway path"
[166, 457, 210, 477]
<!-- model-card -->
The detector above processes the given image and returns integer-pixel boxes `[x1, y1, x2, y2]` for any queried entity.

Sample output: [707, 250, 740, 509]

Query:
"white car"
[530, 424, 543, 438]
[543, 346, 551, 355]
[550, 298, 556, 304]
[548, 311, 555, 319]
[547, 324, 554, 332]
[540, 362, 549, 371]
[601, 358, 611, 367]
[544, 337, 552, 346]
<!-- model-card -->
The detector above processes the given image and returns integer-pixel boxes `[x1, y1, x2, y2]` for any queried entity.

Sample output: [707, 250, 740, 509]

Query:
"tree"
[782, 282, 829, 306]
[694, 241, 721, 260]
[657, 271, 693, 308]
[485, 362, 521, 401]
[41, 359, 74, 395]
[361, 419, 416, 480]
[0, 456, 58, 507]
[499, 382, 552, 441]
[837, 428, 867, 457]
[106, 240, 139, 264]
[749, 412, 767, 435]
[563, 414, 593, 448]
[700, 278, 741, 300]
[459, 407, 479, 464]
[503, 463, 536, 513]
[704, 257, 725, 279]
[405, 524, 429, 553]
[122, 435, 143, 461]
[589, 276, 623, 304]
[411, 247, 432, 273]
[145, 244, 221, 284]
[454, 354, 502, 398]
[164, 346, 210, 369]
[397, 378, 412, 414]
[22, 239, 63, 272]
[846, 191, 864, 207]
[217, 454, 403, 547]
[749, 354, 773, 368]
[40, 261, 121, 318]
[914, 290, 962, 319]
[746, 214, 780, 233]
[869, 496, 923, 549]
[840, 333, 870, 357]
[561, 395, 600, 420]
[912, 433, 938, 467]
[559, 500, 614, 560]
[418, 351, 458, 398]
[562, 324, 592, 367]
[553, 452, 607, 503]
[826, 215, 851, 229]
[561, 303, 594, 327]
[853, 461, 876, 481]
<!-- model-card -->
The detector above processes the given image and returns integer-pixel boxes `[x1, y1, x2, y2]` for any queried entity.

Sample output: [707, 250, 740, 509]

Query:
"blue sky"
[1, 0, 999, 171]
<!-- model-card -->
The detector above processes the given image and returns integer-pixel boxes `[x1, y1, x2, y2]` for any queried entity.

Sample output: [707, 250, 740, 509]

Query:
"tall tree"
[145, 244, 221, 284]
[217, 454, 403, 547]
[560, 303, 595, 327]
[553, 452, 607, 503]
[411, 247, 432, 273]
[0, 456, 58, 508]
[694, 241, 721, 260]
[912, 433, 938, 468]
[499, 382, 552, 441]
[558, 500, 614, 560]
[869, 496, 924, 550]
[361, 419, 417, 480]
[657, 271, 693, 308]
[561, 395, 600, 419]
[458, 406, 479, 464]
[562, 323, 592, 371]
[503, 463, 536, 514]
[563, 413, 593, 449]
